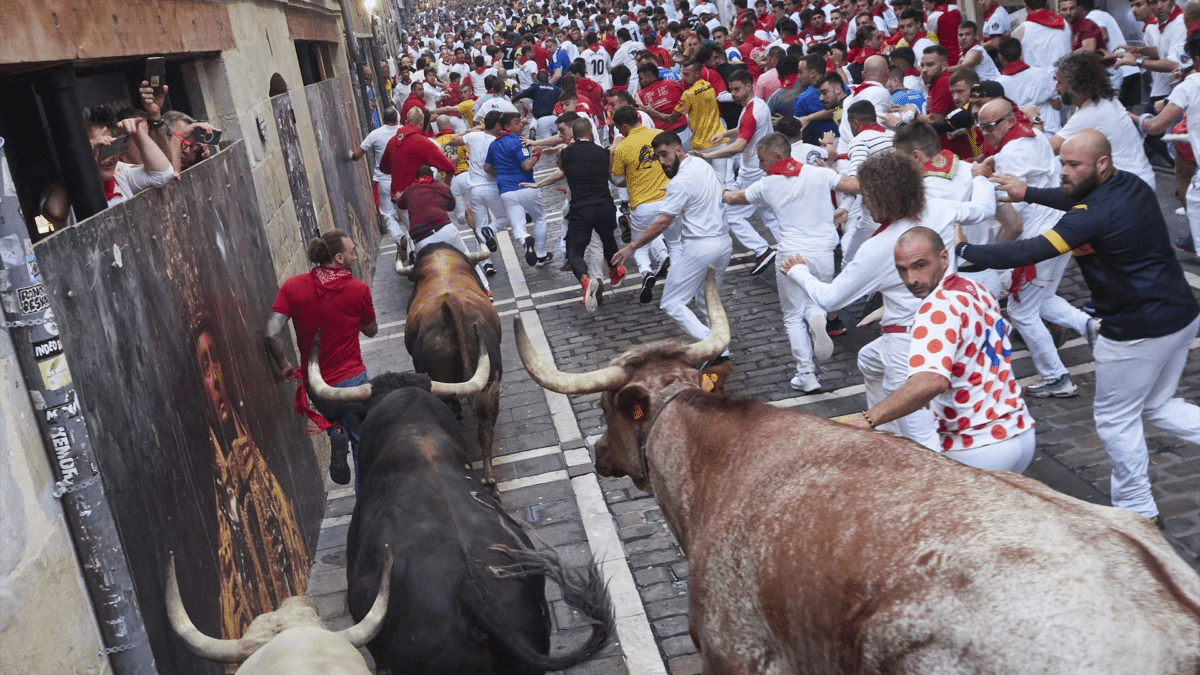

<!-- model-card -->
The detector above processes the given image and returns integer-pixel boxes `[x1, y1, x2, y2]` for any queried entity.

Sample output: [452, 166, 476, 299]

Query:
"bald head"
[978, 98, 1014, 124]
[436, 114, 453, 129]
[862, 55, 889, 84]
[896, 226, 946, 257]
[1061, 128, 1112, 162]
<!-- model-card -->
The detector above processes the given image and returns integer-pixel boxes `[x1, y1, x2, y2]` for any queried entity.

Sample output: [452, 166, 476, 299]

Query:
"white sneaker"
[790, 372, 822, 392]
[1176, 206, 1186, 216]
[805, 310, 834, 362]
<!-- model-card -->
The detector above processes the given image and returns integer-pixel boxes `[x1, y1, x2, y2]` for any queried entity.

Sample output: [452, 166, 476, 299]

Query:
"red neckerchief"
[1008, 264, 1038, 302]
[292, 370, 333, 433]
[963, 40, 980, 51]
[851, 80, 882, 95]
[983, 3, 999, 20]
[311, 265, 353, 296]
[780, 73, 799, 89]
[413, 174, 436, 186]
[1190, 21, 1200, 37]
[858, 122, 886, 134]
[1166, 5, 1184, 23]
[1146, 15, 1157, 25]
[904, 66, 920, 77]
[1024, 9, 1066, 29]
[103, 178, 122, 202]
[1001, 59, 1030, 75]
[996, 110, 1036, 150]
[871, 219, 893, 236]
[932, 4, 949, 12]
[767, 156, 803, 176]
[475, 66, 487, 74]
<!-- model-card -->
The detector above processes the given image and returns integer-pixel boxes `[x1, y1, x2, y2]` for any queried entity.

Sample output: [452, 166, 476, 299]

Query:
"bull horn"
[395, 258, 415, 277]
[465, 249, 491, 264]
[165, 552, 255, 662]
[514, 317, 627, 394]
[307, 329, 373, 402]
[429, 351, 491, 396]
[336, 548, 393, 647]
[679, 268, 730, 366]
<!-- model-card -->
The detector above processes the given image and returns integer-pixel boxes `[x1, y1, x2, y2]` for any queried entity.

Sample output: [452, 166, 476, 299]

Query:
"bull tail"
[441, 294, 474, 382]
[474, 544, 615, 671]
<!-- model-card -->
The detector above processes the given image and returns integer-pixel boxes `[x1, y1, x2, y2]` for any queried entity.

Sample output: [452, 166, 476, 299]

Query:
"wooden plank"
[271, 92, 320, 243]
[285, 5, 342, 44]
[34, 141, 324, 675]
[304, 75, 381, 284]
[0, 0, 233, 67]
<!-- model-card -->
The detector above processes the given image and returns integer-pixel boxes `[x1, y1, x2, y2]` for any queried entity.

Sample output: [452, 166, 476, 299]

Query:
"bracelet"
[861, 410, 875, 429]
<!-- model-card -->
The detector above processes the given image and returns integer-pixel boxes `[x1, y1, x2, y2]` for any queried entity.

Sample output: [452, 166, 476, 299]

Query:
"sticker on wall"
[17, 282, 48, 315]
[32, 336, 62, 360]
[37, 354, 71, 390]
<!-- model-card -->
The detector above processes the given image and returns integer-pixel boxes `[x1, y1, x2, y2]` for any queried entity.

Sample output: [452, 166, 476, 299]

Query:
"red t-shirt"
[1069, 16, 1106, 51]
[272, 268, 375, 384]
[379, 124, 458, 193]
[640, 79, 687, 131]
[926, 71, 955, 116]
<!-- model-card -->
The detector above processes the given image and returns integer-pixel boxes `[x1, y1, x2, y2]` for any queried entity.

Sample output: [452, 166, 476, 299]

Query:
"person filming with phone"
[86, 105, 173, 208]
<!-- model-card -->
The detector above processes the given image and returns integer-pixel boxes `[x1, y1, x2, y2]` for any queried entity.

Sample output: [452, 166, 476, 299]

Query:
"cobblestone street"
[308, 159, 1200, 674]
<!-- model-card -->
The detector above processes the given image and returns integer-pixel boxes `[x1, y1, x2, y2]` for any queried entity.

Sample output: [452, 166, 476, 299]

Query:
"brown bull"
[397, 243, 503, 483]
[515, 269, 1200, 675]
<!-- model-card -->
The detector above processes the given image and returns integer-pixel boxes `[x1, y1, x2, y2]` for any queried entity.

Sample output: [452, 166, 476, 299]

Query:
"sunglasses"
[978, 111, 1012, 131]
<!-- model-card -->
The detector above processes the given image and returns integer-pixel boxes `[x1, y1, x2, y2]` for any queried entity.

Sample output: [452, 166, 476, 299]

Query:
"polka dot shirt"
[907, 274, 1031, 452]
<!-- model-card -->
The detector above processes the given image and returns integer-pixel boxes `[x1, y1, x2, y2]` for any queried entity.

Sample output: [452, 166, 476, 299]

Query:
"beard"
[1063, 172, 1099, 201]
[662, 154, 683, 178]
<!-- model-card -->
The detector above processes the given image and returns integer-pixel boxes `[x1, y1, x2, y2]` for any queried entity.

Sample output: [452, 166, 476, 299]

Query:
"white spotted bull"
[165, 551, 392, 675]
[515, 268, 1200, 675]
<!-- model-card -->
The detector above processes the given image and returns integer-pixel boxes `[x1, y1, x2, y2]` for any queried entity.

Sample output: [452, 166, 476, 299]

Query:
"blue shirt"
[514, 81, 562, 118]
[892, 88, 926, 110]
[659, 67, 680, 82]
[793, 85, 837, 146]
[550, 49, 571, 78]
[484, 133, 533, 194]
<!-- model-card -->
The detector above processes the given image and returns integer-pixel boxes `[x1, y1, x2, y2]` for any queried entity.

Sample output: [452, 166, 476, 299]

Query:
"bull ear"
[614, 384, 652, 425]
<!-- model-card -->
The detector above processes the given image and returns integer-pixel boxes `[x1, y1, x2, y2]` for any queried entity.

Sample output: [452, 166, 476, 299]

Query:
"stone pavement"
[307, 158, 1200, 675]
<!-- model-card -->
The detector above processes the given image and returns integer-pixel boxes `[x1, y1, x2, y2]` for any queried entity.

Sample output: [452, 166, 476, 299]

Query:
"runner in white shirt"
[781, 152, 995, 448]
[1141, 37, 1200, 252]
[349, 109, 401, 239]
[582, 33, 614, 90]
[976, 98, 1092, 398]
[692, 69, 779, 275]
[1051, 52, 1155, 189]
[995, 38, 1061, 134]
[980, 0, 1011, 47]
[838, 101, 897, 262]
[611, 131, 734, 357]
[725, 133, 860, 391]
[1119, 0, 1188, 100]
[1012, 0, 1072, 70]
[448, 111, 512, 249]
[835, 57, 893, 159]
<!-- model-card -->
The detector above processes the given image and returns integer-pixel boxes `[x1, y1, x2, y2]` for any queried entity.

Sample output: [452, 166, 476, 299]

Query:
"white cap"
[695, 2, 719, 15]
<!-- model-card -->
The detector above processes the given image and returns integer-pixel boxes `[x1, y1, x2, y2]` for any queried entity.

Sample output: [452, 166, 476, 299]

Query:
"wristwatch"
[148, 119, 166, 129]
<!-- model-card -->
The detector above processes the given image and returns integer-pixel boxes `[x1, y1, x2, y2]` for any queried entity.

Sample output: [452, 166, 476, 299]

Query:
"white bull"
[166, 551, 391, 675]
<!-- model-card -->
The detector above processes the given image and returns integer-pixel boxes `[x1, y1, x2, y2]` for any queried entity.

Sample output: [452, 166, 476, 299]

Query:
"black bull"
[342, 372, 614, 674]
[399, 243, 503, 484]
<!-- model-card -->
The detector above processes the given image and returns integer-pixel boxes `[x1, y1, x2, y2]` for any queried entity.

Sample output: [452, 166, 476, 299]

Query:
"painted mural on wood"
[34, 142, 323, 675]
[305, 74, 380, 283]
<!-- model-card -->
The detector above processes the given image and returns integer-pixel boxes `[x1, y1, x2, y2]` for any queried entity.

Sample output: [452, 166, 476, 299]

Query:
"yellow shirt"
[675, 80, 725, 151]
[455, 99, 475, 124]
[436, 132, 470, 175]
[612, 125, 669, 209]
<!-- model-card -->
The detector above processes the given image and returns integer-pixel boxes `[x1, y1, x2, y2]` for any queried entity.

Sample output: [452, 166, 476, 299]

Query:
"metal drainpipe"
[0, 141, 157, 675]
[340, 0, 374, 134]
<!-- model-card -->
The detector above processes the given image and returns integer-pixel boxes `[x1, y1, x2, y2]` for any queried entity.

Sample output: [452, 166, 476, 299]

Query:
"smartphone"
[98, 135, 131, 160]
[194, 128, 222, 145]
[145, 57, 166, 95]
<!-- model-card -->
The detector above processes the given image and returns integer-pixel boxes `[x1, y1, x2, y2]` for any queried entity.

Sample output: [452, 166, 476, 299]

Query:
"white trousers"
[1006, 252, 1089, 381]
[1187, 172, 1200, 246]
[660, 235, 733, 344]
[536, 115, 558, 140]
[377, 175, 401, 240]
[501, 187, 548, 256]
[449, 173, 471, 228]
[944, 427, 1036, 474]
[858, 333, 939, 450]
[1093, 313, 1200, 518]
[776, 248, 834, 377]
[724, 170, 776, 255]
[413, 223, 490, 289]
[629, 202, 670, 277]
[468, 180, 511, 240]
